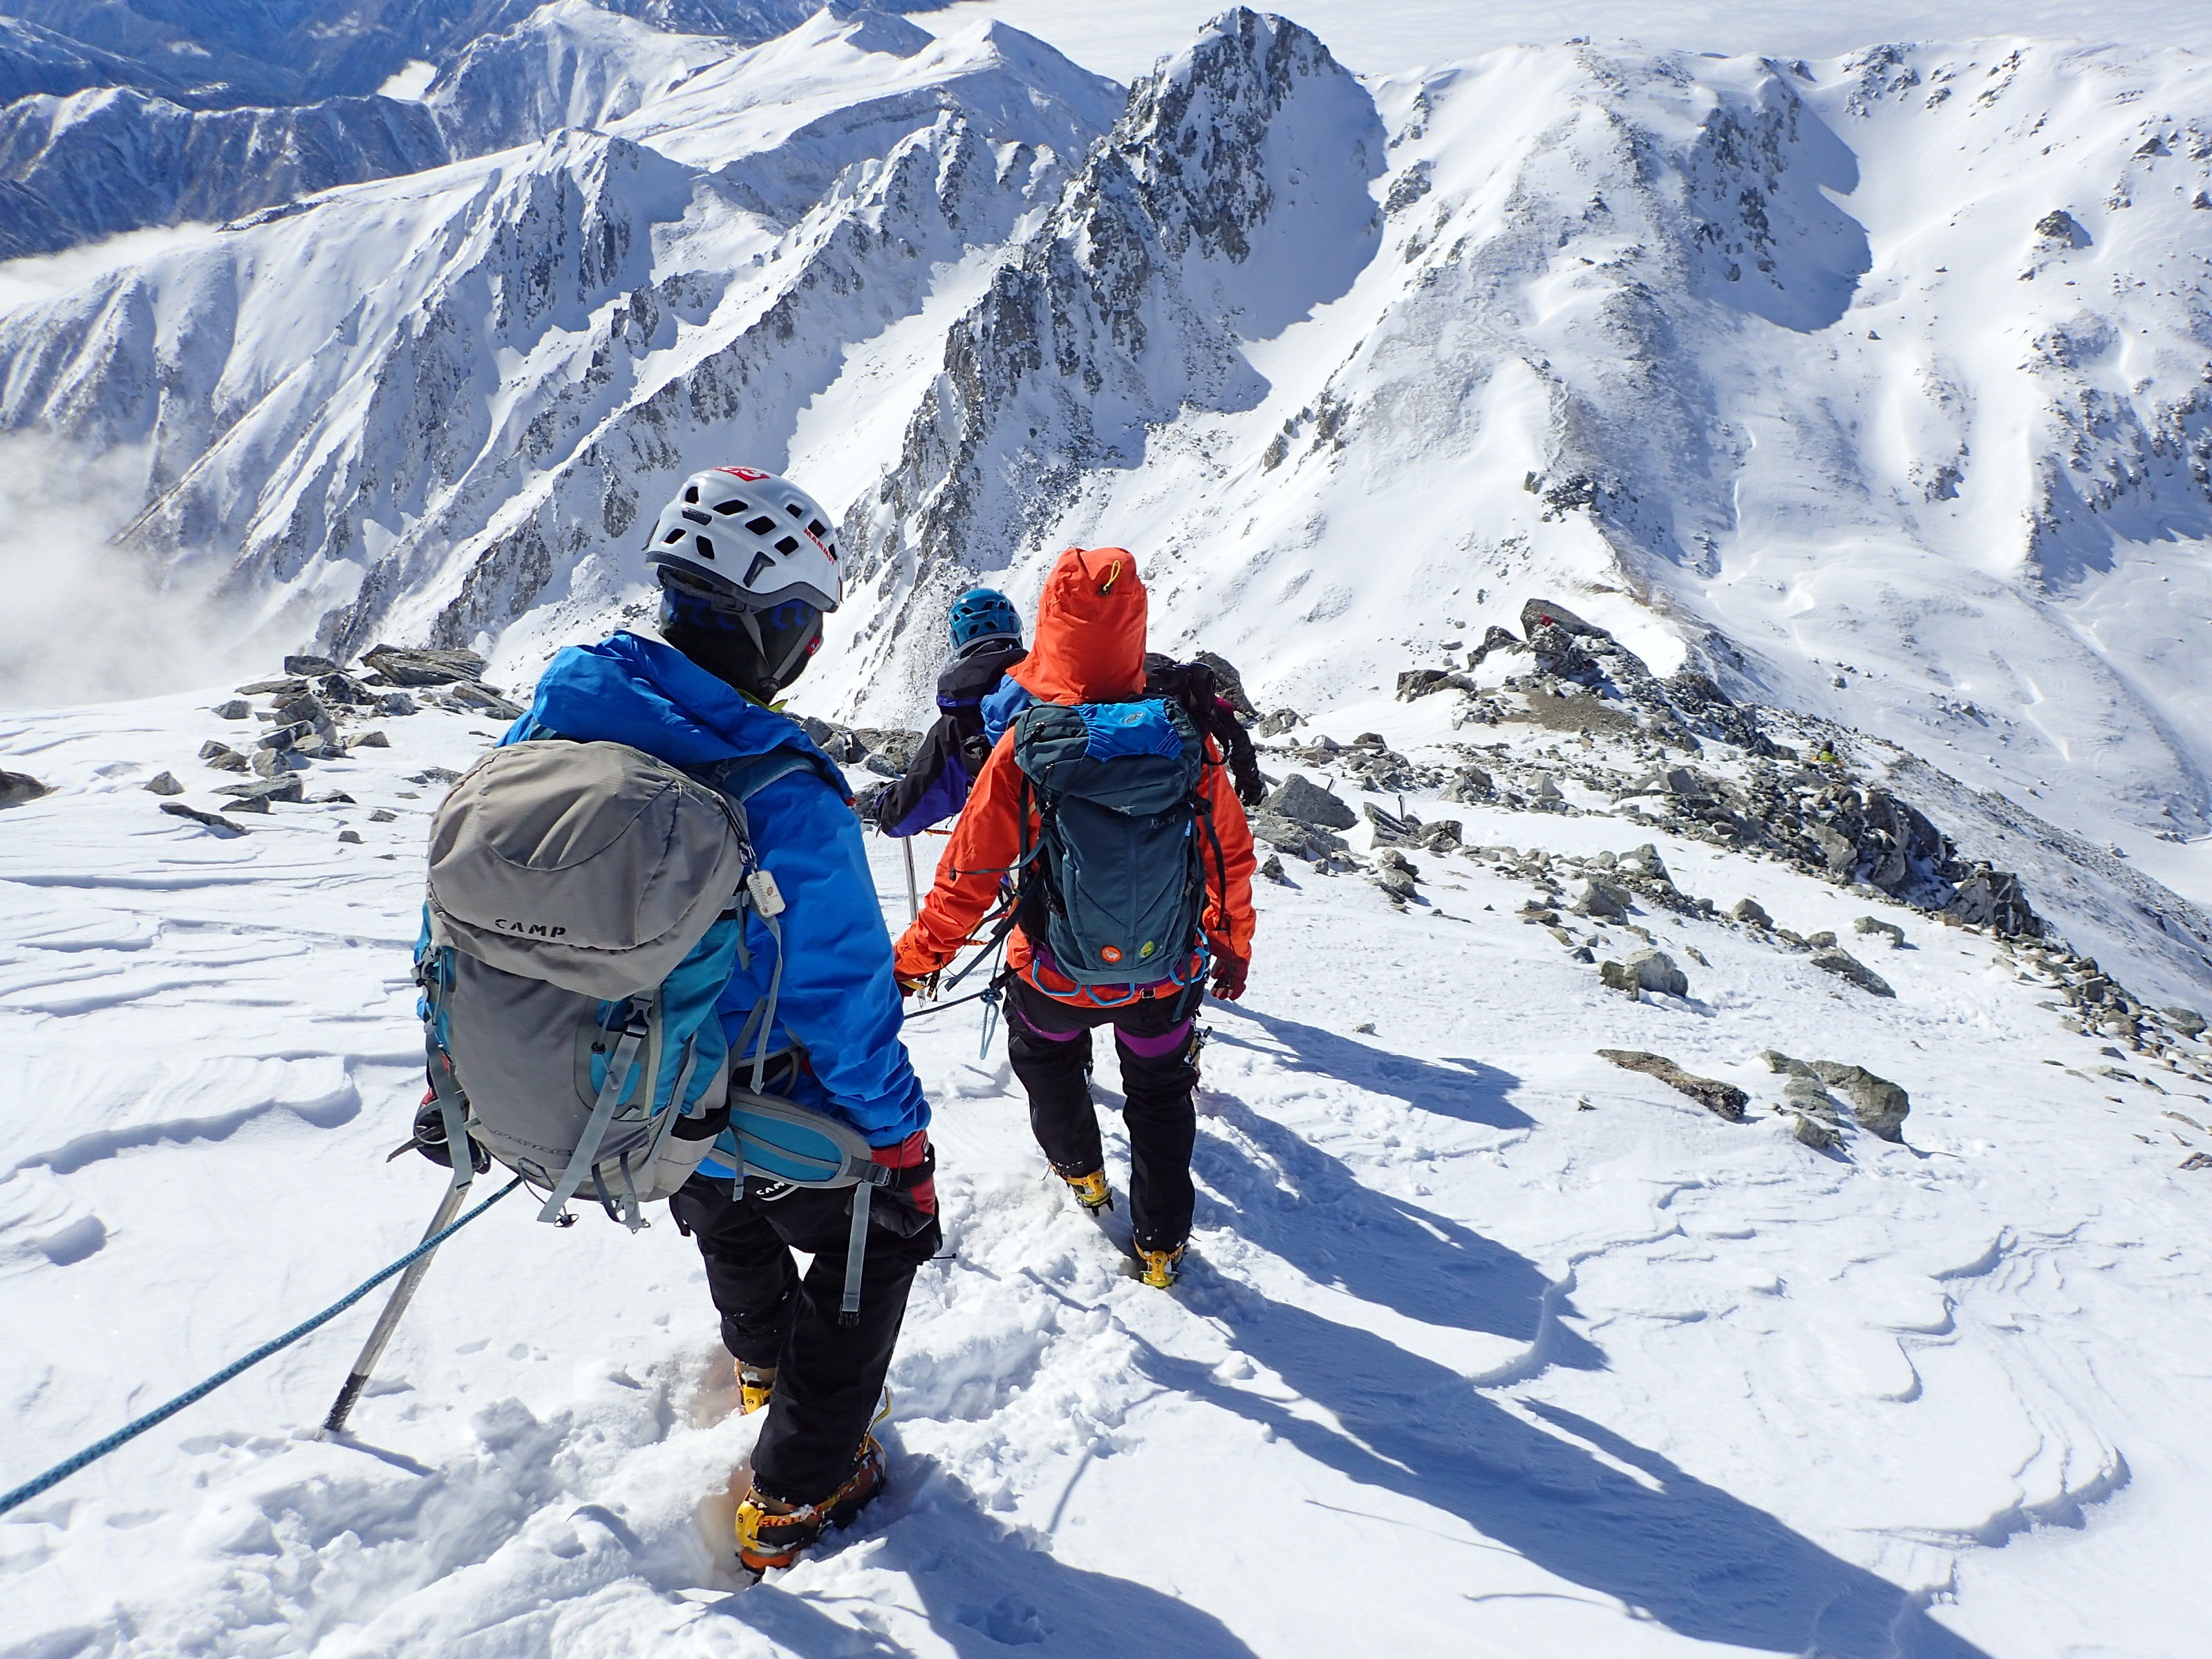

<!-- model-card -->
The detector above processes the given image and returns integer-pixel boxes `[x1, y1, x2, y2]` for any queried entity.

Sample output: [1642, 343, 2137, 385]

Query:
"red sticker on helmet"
[717, 467, 770, 482]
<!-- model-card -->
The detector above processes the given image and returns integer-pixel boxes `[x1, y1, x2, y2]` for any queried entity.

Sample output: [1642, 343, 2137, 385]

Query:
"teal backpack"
[1009, 698, 1216, 992]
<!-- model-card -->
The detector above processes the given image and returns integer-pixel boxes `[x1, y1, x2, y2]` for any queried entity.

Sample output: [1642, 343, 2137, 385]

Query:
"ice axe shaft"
[319, 1175, 474, 1436]
[901, 837, 919, 923]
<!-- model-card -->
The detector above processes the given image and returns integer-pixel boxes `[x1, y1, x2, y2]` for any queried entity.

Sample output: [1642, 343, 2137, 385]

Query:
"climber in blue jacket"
[506, 466, 932, 1576]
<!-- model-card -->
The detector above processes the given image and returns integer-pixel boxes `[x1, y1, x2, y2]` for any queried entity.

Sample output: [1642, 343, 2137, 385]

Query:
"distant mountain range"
[1, 3, 2209, 894]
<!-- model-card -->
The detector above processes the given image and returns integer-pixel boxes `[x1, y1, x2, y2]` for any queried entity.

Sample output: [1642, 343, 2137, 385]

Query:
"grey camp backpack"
[419, 740, 805, 1228]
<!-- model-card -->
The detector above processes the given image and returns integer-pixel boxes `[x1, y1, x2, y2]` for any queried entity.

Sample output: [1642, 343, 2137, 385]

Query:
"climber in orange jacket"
[894, 547, 1256, 1286]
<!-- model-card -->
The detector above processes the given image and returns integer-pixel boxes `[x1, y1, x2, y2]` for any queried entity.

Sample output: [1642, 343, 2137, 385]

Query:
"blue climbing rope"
[0, 1174, 523, 1519]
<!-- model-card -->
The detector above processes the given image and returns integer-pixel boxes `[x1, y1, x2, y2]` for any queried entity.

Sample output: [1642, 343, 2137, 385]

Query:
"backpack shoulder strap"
[686, 745, 841, 807]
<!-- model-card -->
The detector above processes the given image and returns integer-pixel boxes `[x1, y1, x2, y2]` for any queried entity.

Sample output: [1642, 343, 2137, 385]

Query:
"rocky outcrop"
[1597, 1049, 1747, 1120]
[1, 769, 52, 806]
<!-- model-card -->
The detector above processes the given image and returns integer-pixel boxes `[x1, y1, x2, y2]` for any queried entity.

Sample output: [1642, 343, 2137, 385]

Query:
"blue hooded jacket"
[506, 632, 930, 1161]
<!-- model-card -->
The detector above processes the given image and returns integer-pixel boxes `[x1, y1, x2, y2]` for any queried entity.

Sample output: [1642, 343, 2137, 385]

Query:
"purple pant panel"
[1115, 1020, 1194, 1058]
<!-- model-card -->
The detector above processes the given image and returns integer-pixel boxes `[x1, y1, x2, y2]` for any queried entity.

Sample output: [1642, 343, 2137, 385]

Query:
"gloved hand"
[871, 1130, 937, 1221]
[894, 930, 946, 995]
[410, 1091, 489, 1172]
[1208, 953, 1248, 1002]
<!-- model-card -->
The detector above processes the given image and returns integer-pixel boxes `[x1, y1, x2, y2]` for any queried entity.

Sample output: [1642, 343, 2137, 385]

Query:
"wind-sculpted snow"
[5, 671, 2211, 1655]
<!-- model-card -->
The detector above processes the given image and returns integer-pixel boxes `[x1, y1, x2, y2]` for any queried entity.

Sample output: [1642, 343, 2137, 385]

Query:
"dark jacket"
[875, 635, 1027, 837]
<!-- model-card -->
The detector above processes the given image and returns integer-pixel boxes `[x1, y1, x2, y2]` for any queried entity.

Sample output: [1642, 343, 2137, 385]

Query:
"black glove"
[411, 1094, 489, 1173]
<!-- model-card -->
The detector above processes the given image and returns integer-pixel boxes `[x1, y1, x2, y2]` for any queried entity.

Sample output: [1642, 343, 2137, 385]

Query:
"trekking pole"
[901, 837, 920, 923]
[318, 1173, 476, 1437]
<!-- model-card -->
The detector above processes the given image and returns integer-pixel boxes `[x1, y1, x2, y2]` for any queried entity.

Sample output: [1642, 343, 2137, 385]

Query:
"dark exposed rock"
[1947, 865, 2042, 935]
[2164, 1006, 2207, 1038]
[158, 802, 243, 834]
[1192, 651, 1256, 717]
[1854, 915, 1906, 946]
[315, 672, 376, 706]
[142, 771, 185, 796]
[377, 692, 420, 718]
[1810, 1062, 1911, 1141]
[1519, 598, 1606, 639]
[1575, 879, 1631, 919]
[1259, 853, 1288, 883]
[216, 776, 306, 805]
[236, 677, 307, 697]
[1467, 624, 1524, 667]
[1809, 948, 1894, 997]
[205, 748, 251, 773]
[0, 769, 50, 807]
[1597, 1049, 1747, 1119]
[1396, 668, 1479, 702]
[284, 654, 339, 677]
[412, 766, 462, 785]
[1602, 950, 1689, 997]
[851, 728, 924, 771]
[440, 681, 526, 720]
[2034, 208, 2090, 247]
[212, 699, 251, 720]
[350, 730, 391, 749]
[369, 808, 397, 823]
[1264, 774, 1356, 830]
[1253, 709, 1303, 738]
[338, 829, 364, 845]
[1764, 1050, 1910, 1141]
[362, 644, 486, 686]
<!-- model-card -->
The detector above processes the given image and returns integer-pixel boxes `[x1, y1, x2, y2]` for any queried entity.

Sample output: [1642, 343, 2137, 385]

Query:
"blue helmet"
[948, 587, 1021, 652]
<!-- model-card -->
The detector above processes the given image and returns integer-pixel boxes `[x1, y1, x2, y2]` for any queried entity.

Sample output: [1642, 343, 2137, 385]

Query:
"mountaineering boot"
[1135, 1243, 1185, 1289]
[738, 1365, 776, 1416]
[735, 1436, 886, 1575]
[1060, 1168, 1113, 1214]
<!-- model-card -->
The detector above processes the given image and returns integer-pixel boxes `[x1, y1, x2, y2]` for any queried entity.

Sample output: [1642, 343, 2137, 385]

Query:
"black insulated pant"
[1005, 976, 1202, 1253]
[669, 1172, 939, 1506]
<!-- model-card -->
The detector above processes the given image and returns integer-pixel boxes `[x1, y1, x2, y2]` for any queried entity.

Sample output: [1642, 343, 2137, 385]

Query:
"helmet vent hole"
[786, 503, 803, 517]
[683, 485, 699, 504]
[744, 515, 777, 535]
[744, 552, 776, 585]
[693, 536, 715, 561]
[713, 498, 748, 515]
[661, 527, 684, 543]
[774, 535, 800, 555]
[806, 518, 827, 538]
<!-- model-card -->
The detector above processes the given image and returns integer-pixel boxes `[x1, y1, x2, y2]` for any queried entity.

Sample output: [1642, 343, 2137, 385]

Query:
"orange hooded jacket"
[893, 547, 1257, 1000]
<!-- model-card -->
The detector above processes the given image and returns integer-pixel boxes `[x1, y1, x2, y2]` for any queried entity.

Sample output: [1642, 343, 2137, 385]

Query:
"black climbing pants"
[1005, 975, 1203, 1253]
[669, 1172, 939, 1506]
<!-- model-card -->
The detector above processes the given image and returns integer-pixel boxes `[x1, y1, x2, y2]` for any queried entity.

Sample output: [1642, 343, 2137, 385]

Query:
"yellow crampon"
[738, 1365, 776, 1416]
[1061, 1168, 1113, 1214]
[1135, 1244, 1184, 1289]
[735, 1435, 885, 1575]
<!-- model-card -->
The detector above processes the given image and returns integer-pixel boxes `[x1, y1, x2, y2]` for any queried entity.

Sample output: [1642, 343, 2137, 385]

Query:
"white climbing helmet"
[644, 467, 843, 615]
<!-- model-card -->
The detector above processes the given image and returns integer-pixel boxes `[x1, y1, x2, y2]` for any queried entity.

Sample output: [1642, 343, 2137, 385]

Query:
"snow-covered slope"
[3, 655, 2210, 1657]
[0, 86, 451, 259]
[5, 9, 2206, 901]
[424, 0, 744, 158]
[0, 10, 1119, 666]
[832, 26, 2212, 877]
[0, 0, 917, 107]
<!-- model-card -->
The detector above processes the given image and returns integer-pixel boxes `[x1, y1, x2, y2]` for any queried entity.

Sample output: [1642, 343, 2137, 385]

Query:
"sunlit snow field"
[3, 682, 2209, 1657]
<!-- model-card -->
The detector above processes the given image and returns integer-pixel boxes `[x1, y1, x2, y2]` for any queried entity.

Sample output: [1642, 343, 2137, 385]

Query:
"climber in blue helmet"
[864, 586, 1027, 836]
